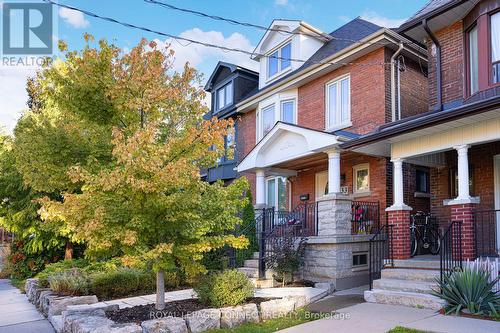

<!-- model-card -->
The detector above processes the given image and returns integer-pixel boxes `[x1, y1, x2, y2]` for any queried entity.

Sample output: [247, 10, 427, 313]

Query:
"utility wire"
[43, 0, 395, 67]
[144, 0, 418, 48]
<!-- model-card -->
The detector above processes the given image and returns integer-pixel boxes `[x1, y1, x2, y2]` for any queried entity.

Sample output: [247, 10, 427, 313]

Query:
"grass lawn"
[387, 326, 430, 333]
[206, 308, 328, 333]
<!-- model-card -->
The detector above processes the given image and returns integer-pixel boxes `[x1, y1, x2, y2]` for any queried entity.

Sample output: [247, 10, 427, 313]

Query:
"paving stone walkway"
[0, 279, 54, 333]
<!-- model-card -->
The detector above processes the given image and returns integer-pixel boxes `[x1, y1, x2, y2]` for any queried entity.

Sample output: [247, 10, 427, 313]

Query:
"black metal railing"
[440, 221, 463, 286]
[352, 201, 380, 235]
[473, 209, 499, 258]
[368, 224, 394, 289]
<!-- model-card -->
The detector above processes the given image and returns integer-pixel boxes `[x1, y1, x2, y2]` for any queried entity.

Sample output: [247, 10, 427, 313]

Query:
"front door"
[315, 171, 328, 201]
[494, 155, 500, 254]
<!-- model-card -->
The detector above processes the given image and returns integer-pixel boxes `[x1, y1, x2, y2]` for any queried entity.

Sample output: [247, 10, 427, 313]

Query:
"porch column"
[326, 149, 341, 194]
[455, 144, 471, 200]
[386, 158, 412, 259]
[255, 169, 266, 207]
[445, 144, 479, 260]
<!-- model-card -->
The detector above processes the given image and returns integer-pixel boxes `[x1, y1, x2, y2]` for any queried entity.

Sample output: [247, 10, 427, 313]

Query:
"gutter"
[340, 95, 500, 150]
[423, 18, 442, 111]
[391, 42, 404, 121]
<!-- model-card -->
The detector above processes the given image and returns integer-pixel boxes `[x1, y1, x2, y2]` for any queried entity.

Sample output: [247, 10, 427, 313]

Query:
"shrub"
[433, 267, 500, 316]
[7, 241, 64, 279]
[194, 269, 253, 307]
[37, 259, 90, 287]
[235, 191, 258, 267]
[265, 232, 306, 286]
[48, 268, 91, 296]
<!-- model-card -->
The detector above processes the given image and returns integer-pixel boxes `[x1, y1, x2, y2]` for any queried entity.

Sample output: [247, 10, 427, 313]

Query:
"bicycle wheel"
[410, 229, 418, 257]
[428, 229, 441, 255]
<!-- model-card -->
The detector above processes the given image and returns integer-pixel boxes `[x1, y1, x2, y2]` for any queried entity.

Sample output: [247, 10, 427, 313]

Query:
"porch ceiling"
[351, 107, 500, 160]
[274, 152, 327, 171]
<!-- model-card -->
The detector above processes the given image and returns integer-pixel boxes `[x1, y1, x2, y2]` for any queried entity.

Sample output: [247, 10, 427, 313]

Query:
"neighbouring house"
[202, 62, 259, 184]
[212, 17, 430, 289]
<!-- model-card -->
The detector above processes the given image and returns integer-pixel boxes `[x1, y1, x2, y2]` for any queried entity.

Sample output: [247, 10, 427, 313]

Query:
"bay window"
[468, 25, 479, 94]
[217, 82, 233, 111]
[281, 100, 295, 124]
[326, 75, 351, 130]
[491, 12, 500, 84]
[261, 104, 275, 138]
[267, 42, 292, 79]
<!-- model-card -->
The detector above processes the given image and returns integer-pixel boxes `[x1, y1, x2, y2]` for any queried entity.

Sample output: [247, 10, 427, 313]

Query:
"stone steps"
[373, 278, 438, 294]
[393, 259, 441, 270]
[238, 253, 274, 288]
[364, 289, 445, 310]
[381, 268, 439, 282]
[244, 259, 259, 268]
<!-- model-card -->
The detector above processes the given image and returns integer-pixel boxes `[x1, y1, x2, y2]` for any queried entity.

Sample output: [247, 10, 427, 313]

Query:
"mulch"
[106, 297, 273, 324]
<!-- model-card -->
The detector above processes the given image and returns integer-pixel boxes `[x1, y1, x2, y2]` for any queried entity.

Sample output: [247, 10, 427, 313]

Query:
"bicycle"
[410, 211, 441, 257]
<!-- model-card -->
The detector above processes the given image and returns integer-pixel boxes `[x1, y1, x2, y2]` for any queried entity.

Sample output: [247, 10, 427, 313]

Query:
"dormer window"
[217, 82, 233, 111]
[267, 42, 292, 79]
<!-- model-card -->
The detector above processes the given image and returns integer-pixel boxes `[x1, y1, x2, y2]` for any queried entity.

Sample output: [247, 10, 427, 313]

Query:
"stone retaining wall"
[25, 278, 311, 333]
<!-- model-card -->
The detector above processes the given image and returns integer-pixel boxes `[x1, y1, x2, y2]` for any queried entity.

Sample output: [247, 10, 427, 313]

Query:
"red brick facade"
[387, 209, 411, 259]
[449, 204, 477, 260]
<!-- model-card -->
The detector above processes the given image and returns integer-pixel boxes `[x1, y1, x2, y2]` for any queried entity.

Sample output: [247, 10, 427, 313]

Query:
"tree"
[34, 37, 249, 309]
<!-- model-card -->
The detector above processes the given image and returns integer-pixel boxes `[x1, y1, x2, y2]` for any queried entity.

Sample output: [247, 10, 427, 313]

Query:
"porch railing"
[368, 224, 394, 289]
[352, 201, 380, 235]
[439, 221, 463, 286]
[473, 209, 499, 258]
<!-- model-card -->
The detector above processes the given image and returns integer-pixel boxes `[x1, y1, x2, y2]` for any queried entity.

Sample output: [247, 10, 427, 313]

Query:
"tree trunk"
[156, 270, 165, 310]
[64, 241, 73, 260]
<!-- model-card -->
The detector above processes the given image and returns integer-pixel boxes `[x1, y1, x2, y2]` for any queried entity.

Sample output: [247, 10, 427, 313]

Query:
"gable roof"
[204, 61, 258, 91]
[237, 18, 382, 105]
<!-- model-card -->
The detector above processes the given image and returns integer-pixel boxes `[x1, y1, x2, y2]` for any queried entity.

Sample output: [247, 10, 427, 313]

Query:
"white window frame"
[353, 163, 370, 194]
[216, 81, 233, 111]
[280, 99, 296, 124]
[265, 176, 287, 210]
[267, 41, 292, 80]
[258, 103, 276, 140]
[325, 74, 351, 131]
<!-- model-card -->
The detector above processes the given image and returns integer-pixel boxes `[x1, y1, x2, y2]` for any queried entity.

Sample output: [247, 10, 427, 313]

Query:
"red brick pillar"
[449, 203, 477, 260]
[387, 209, 411, 259]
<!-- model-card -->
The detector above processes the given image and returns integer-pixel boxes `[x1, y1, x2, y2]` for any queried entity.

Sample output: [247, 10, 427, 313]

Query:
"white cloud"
[59, 7, 90, 29]
[360, 10, 406, 28]
[275, 0, 288, 5]
[0, 67, 36, 133]
[154, 28, 258, 73]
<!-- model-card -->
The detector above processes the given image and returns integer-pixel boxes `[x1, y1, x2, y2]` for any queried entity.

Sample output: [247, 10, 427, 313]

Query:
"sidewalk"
[280, 301, 500, 333]
[0, 279, 54, 333]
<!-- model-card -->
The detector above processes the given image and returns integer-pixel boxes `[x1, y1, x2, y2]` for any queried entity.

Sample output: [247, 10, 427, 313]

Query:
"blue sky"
[0, 0, 428, 132]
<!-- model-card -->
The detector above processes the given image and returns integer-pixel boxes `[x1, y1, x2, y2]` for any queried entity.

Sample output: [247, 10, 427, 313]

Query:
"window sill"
[353, 191, 371, 198]
[414, 192, 431, 198]
[352, 265, 368, 272]
[265, 67, 292, 85]
[326, 122, 353, 133]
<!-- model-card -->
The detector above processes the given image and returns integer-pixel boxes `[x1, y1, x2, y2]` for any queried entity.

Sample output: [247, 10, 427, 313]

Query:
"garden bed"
[438, 308, 499, 322]
[107, 297, 274, 324]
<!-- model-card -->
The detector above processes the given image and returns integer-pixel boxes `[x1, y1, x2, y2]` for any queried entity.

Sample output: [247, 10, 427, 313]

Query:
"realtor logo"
[2, 2, 53, 55]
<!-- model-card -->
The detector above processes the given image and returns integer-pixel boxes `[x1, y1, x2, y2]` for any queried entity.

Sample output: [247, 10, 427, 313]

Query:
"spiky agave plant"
[432, 267, 500, 315]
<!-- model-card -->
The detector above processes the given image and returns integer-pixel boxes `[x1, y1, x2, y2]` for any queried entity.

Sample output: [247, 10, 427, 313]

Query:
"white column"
[255, 169, 266, 206]
[326, 149, 341, 194]
[455, 144, 471, 200]
[393, 158, 405, 207]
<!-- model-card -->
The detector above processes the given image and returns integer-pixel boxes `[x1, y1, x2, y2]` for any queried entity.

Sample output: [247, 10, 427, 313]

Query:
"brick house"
[204, 17, 430, 289]
[344, 0, 500, 261]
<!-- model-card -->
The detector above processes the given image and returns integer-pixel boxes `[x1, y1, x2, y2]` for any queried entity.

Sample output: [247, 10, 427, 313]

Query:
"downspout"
[423, 18, 442, 111]
[391, 42, 404, 121]
[397, 56, 402, 120]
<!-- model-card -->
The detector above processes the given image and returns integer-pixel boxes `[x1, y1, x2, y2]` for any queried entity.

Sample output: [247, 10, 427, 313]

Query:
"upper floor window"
[491, 12, 500, 84]
[281, 99, 295, 124]
[217, 82, 233, 111]
[225, 126, 236, 161]
[268, 42, 292, 79]
[326, 75, 350, 131]
[261, 104, 275, 138]
[468, 25, 479, 94]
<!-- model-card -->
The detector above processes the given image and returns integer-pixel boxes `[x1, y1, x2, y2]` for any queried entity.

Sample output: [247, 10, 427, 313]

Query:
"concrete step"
[364, 289, 445, 310]
[244, 259, 259, 269]
[372, 278, 438, 294]
[381, 268, 439, 283]
[237, 267, 259, 278]
[393, 259, 440, 270]
[252, 252, 259, 260]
